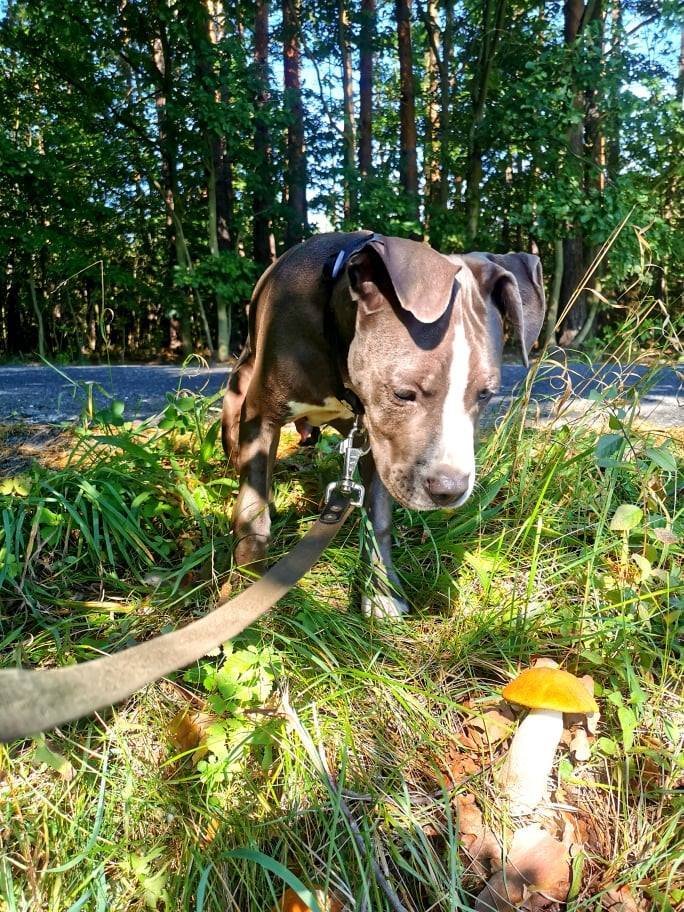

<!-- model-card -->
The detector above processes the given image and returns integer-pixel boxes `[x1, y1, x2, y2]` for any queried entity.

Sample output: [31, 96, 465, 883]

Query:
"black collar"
[322, 235, 380, 416]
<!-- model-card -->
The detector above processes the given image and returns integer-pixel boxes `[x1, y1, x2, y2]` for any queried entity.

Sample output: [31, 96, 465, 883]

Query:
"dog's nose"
[425, 466, 471, 506]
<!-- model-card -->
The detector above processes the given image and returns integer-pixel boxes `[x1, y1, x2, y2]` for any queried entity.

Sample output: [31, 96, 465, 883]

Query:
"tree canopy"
[1, 0, 681, 361]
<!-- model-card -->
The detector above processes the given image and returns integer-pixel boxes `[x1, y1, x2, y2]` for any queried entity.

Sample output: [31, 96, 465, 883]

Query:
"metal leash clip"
[322, 417, 370, 516]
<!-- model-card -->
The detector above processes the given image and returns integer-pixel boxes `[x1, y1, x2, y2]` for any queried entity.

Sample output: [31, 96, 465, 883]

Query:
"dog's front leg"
[360, 461, 410, 619]
[232, 414, 281, 571]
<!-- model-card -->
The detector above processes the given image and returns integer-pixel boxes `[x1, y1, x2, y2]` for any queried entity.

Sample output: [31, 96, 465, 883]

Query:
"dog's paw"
[361, 593, 410, 620]
[234, 534, 268, 573]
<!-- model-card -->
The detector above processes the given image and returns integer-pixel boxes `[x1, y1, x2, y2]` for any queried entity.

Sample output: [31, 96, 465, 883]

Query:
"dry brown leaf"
[168, 709, 213, 756]
[585, 710, 600, 735]
[455, 794, 503, 876]
[601, 886, 643, 912]
[474, 825, 572, 912]
[509, 825, 571, 899]
[579, 675, 594, 695]
[456, 793, 484, 836]
[201, 817, 220, 846]
[468, 706, 516, 748]
[446, 750, 482, 785]
[474, 871, 525, 912]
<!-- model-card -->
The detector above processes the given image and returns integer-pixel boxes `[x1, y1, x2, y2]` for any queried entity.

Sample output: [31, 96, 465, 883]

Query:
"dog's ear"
[348, 235, 461, 324]
[463, 252, 546, 368]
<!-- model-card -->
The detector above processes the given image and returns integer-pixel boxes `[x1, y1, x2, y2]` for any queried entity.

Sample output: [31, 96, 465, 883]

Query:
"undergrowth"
[0, 360, 682, 912]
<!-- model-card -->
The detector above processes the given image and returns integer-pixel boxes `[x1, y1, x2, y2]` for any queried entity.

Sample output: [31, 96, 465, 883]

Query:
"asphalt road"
[0, 360, 681, 427]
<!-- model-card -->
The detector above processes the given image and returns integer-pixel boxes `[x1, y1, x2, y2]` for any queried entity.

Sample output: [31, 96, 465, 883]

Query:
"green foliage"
[0, 1, 680, 357]
[184, 640, 284, 793]
[175, 251, 259, 306]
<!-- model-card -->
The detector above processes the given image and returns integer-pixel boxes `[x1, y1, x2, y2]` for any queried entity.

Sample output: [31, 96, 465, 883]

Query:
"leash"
[0, 423, 369, 742]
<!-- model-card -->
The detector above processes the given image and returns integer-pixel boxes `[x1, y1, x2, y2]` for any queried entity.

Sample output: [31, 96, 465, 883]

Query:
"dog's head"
[343, 237, 545, 510]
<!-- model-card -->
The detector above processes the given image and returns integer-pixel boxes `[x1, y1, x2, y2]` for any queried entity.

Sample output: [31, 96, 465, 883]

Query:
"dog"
[222, 232, 545, 617]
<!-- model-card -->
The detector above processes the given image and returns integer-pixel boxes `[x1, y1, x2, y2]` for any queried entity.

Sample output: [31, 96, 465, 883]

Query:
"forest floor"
[0, 357, 682, 912]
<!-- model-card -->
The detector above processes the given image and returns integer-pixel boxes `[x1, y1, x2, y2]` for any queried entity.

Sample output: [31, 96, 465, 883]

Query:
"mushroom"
[276, 887, 343, 912]
[500, 666, 598, 815]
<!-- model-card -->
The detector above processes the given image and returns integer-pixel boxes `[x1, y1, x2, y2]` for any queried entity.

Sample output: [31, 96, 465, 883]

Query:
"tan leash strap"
[0, 493, 354, 742]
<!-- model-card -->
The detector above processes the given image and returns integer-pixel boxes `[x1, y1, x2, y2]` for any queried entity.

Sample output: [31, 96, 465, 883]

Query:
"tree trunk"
[607, 0, 622, 177]
[439, 0, 454, 208]
[3, 256, 22, 354]
[465, 0, 507, 244]
[152, 31, 193, 354]
[677, 23, 684, 104]
[544, 239, 565, 346]
[358, 0, 375, 178]
[396, 0, 419, 223]
[253, 0, 275, 264]
[423, 0, 440, 228]
[28, 275, 46, 358]
[339, 0, 357, 223]
[283, 0, 308, 248]
[205, 0, 235, 361]
[558, 0, 605, 346]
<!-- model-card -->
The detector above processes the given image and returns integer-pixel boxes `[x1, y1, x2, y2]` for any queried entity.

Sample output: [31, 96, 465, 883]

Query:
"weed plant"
[0, 354, 681, 911]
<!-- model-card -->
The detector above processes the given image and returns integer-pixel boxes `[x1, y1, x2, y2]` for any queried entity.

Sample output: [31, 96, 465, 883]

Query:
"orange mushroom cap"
[502, 667, 598, 714]
[277, 887, 343, 912]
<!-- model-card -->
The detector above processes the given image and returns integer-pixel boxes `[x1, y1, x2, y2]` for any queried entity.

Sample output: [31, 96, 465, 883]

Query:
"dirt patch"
[0, 424, 75, 476]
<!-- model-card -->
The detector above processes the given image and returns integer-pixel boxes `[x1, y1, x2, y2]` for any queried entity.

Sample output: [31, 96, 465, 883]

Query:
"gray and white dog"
[222, 231, 545, 617]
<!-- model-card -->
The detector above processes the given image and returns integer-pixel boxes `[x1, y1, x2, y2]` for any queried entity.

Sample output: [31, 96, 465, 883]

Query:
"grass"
[0, 354, 682, 912]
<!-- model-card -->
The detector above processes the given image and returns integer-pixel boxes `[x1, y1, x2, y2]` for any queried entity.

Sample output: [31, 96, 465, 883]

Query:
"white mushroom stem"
[501, 709, 563, 816]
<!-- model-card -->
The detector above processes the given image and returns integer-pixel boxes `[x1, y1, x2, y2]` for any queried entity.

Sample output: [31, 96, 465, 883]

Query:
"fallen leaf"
[474, 870, 525, 912]
[467, 706, 516, 748]
[446, 750, 481, 785]
[455, 794, 502, 876]
[585, 710, 600, 735]
[508, 825, 571, 900]
[33, 739, 74, 781]
[201, 818, 220, 846]
[456, 793, 484, 836]
[168, 708, 213, 758]
[652, 526, 678, 545]
[601, 885, 642, 912]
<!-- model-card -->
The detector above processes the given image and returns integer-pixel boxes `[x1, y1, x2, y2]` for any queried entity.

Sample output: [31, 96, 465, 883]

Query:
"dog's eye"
[478, 388, 495, 403]
[394, 388, 417, 403]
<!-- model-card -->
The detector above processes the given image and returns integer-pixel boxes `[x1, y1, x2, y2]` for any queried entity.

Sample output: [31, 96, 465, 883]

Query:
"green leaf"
[567, 847, 585, 905]
[645, 446, 677, 473]
[617, 705, 637, 751]
[558, 756, 574, 781]
[595, 434, 623, 466]
[34, 739, 73, 779]
[610, 504, 643, 532]
[597, 736, 618, 756]
[200, 419, 220, 464]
